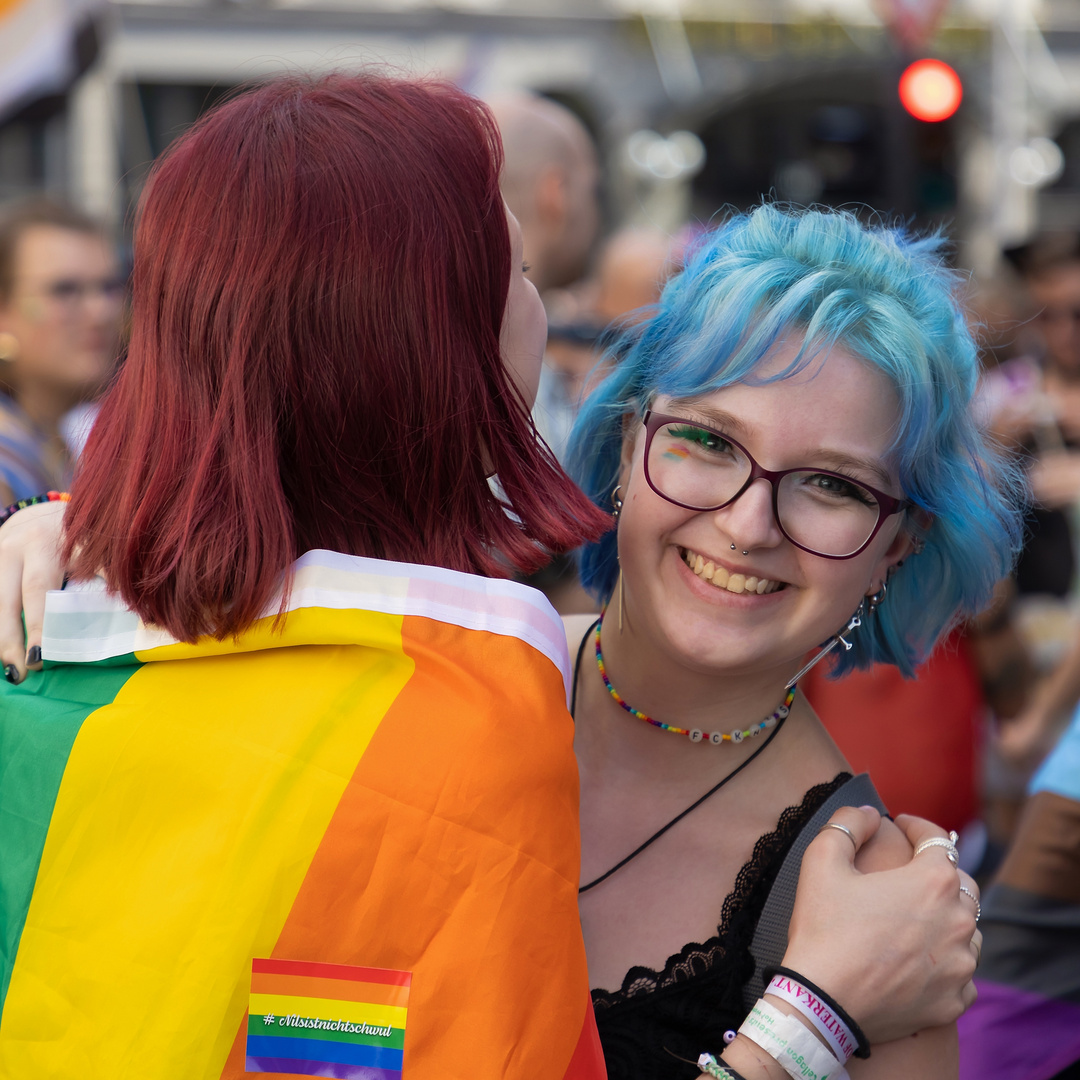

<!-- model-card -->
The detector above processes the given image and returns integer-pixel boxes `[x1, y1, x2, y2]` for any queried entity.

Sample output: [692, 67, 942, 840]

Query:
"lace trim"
[591, 773, 850, 1010]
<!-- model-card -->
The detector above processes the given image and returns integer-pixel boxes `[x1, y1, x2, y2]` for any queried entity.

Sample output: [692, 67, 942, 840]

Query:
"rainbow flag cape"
[0, 550, 605, 1080]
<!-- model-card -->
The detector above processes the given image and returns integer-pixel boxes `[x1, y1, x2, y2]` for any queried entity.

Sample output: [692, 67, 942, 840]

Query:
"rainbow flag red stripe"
[0, 551, 606, 1080]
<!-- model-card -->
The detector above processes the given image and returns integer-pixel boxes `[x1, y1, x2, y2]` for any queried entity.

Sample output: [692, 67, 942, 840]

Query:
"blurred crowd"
[3, 83, 1080, 1077]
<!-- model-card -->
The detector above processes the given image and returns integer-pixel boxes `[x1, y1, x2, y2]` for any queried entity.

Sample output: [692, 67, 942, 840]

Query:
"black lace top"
[590, 773, 851, 1080]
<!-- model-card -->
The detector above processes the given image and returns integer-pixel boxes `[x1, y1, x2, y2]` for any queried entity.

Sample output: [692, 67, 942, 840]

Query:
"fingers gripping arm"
[0, 500, 69, 681]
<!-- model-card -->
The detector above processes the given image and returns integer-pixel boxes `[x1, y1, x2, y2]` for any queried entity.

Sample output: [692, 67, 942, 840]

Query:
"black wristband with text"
[762, 965, 871, 1059]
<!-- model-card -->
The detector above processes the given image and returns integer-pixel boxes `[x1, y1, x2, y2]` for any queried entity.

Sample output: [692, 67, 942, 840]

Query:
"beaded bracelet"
[763, 966, 870, 1059]
[696, 1053, 748, 1080]
[0, 490, 70, 529]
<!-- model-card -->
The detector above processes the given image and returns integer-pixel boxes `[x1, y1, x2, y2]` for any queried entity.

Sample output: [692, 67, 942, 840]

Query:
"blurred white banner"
[0, 0, 103, 120]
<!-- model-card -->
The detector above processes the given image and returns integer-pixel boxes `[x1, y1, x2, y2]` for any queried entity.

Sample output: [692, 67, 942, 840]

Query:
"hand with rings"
[785, 809, 983, 1047]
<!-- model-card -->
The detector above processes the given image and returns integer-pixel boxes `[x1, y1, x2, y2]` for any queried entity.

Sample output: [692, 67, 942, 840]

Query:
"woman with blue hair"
[564, 205, 1024, 1079]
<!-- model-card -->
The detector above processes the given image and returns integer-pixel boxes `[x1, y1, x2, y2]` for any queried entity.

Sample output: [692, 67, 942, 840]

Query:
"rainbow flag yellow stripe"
[0, 551, 605, 1080]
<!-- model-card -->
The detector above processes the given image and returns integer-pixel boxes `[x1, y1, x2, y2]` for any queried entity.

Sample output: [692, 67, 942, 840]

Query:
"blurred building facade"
[4, 0, 1080, 266]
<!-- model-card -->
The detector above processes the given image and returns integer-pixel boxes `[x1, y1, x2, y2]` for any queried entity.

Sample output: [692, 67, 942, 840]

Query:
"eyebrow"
[675, 404, 751, 437]
[808, 451, 894, 491]
[669, 403, 895, 491]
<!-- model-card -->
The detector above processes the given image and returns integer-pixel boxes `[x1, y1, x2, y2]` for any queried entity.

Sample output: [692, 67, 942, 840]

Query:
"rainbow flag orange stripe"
[0, 551, 605, 1080]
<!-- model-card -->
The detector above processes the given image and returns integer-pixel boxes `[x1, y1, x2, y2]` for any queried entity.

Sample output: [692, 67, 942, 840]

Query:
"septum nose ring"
[730, 543, 749, 555]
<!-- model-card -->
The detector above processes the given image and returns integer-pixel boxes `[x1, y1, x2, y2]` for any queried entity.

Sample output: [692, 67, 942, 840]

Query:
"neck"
[11, 382, 73, 437]
[575, 610, 806, 786]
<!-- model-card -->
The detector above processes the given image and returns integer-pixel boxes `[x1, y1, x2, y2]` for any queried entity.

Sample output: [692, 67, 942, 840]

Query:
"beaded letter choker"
[0, 490, 69, 529]
[594, 611, 795, 746]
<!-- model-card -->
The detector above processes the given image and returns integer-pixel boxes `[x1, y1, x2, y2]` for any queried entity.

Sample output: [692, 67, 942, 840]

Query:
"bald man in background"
[490, 94, 601, 297]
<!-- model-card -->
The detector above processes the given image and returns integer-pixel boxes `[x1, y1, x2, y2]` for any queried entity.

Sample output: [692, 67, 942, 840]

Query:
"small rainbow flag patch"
[246, 958, 410, 1078]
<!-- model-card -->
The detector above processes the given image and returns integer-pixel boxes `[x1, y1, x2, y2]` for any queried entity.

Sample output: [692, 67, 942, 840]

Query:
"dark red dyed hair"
[64, 73, 608, 641]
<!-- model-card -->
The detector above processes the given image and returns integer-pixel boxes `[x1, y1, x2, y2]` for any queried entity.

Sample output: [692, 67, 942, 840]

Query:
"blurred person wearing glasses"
[0, 198, 123, 505]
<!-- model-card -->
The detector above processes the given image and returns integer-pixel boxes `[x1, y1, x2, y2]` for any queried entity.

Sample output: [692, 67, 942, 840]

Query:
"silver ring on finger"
[818, 822, 858, 852]
[913, 836, 959, 865]
[959, 884, 981, 924]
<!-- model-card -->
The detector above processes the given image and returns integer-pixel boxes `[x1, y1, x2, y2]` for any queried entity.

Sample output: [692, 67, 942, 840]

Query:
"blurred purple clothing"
[960, 981, 1080, 1080]
[958, 786, 1080, 1080]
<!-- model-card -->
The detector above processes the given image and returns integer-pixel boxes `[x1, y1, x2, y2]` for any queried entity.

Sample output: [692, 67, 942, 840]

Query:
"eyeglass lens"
[19, 278, 126, 309]
[44, 279, 126, 304]
[647, 419, 884, 558]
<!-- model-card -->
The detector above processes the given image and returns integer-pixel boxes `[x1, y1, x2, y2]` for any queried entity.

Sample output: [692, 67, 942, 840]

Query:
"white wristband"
[738, 1000, 848, 1080]
[766, 974, 858, 1062]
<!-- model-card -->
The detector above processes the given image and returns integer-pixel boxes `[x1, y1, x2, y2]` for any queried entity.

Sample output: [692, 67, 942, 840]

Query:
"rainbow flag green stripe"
[0, 662, 134, 1006]
[0, 551, 605, 1080]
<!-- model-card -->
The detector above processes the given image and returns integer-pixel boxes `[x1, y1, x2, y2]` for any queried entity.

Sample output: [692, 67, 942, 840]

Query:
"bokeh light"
[898, 59, 963, 123]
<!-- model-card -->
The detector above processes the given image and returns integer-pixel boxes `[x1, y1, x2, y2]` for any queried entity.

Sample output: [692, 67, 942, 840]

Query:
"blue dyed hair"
[567, 205, 1026, 677]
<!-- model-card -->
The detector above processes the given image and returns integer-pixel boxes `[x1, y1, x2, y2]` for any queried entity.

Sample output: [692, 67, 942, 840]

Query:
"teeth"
[683, 549, 781, 596]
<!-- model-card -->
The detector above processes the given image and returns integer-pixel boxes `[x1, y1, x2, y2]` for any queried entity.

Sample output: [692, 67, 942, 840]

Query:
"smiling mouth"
[680, 547, 786, 595]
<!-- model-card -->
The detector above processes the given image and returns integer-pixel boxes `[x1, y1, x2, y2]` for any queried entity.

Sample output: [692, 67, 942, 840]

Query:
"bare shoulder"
[561, 612, 600, 655]
[853, 814, 913, 873]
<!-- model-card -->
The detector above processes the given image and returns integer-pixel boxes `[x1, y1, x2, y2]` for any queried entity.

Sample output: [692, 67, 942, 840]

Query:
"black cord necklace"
[572, 617, 790, 896]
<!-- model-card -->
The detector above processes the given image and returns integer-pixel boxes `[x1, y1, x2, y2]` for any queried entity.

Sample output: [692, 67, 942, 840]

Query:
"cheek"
[525, 287, 547, 358]
[617, 468, 688, 560]
[802, 550, 881, 626]
[499, 283, 548, 406]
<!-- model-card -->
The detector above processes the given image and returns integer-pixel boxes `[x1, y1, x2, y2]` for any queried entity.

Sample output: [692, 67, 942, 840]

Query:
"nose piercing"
[730, 543, 749, 555]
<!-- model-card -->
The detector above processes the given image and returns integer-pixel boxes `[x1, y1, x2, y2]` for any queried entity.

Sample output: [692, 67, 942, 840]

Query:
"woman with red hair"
[0, 74, 609, 1079]
[0, 74, 981, 1080]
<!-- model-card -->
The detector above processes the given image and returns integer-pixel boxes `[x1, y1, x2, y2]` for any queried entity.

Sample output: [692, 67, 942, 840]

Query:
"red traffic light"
[898, 59, 962, 122]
